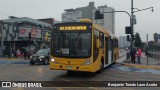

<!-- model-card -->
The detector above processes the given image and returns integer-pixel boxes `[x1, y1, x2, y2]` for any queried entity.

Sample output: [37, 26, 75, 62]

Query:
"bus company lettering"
[12, 82, 42, 87]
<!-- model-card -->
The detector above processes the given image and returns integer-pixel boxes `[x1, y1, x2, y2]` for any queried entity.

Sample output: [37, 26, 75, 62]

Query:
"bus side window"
[100, 32, 104, 48]
[93, 29, 99, 62]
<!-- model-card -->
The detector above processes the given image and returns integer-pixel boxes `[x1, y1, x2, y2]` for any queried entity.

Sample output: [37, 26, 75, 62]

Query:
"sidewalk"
[121, 53, 160, 70]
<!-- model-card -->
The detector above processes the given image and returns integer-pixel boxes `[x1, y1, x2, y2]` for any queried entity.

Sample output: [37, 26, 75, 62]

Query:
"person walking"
[23, 49, 27, 60]
[137, 48, 142, 64]
[27, 50, 33, 60]
[130, 48, 136, 64]
[13, 49, 17, 58]
[8, 48, 12, 58]
[126, 49, 130, 61]
[9, 48, 13, 58]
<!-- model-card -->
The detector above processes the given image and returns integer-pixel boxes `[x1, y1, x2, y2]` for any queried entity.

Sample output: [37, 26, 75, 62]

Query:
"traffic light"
[95, 10, 104, 19]
[125, 26, 132, 34]
[29, 32, 31, 40]
[127, 35, 130, 41]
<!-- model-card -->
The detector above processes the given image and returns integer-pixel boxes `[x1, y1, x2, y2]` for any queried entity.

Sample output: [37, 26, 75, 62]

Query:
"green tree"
[134, 33, 142, 48]
[153, 33, 158, 42]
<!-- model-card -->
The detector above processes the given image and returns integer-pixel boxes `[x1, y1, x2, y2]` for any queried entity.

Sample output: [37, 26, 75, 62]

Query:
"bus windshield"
[52, 32, 91, 58]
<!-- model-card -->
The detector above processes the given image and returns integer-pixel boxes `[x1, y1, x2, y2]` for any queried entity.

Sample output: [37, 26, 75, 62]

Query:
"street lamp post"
[131, 0, 154, 50]
[102, 11, 132, 51]
[131, 0, 134, 50]
[103, 4, 153, 51]
[103, 11, 131, 25]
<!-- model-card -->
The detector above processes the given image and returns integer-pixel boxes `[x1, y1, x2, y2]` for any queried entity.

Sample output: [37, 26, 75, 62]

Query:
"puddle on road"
[0, 60, 29, 64]
[1, 59, 160, 75]
[109, 64, 160, 75]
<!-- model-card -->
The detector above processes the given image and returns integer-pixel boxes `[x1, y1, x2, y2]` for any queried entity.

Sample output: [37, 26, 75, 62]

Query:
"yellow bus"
[49, 19, 119, 73]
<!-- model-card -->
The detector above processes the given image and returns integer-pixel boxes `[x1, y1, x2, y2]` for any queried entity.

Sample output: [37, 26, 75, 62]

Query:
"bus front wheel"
[98, 61, 104, 73]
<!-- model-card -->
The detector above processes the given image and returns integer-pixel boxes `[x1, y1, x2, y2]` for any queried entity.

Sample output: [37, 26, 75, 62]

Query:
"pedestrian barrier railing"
[147, 51, 160, 60]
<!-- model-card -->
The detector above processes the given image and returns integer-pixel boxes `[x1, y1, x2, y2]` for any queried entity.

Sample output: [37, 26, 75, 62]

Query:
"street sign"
[133, 15, 136, 25]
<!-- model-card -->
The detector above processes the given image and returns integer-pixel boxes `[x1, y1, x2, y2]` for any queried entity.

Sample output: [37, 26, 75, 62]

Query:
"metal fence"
[146, 51, 160, 60]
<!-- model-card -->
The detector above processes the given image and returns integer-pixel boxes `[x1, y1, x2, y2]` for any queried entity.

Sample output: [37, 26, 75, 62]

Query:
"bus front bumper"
[49, 62, 95, 72]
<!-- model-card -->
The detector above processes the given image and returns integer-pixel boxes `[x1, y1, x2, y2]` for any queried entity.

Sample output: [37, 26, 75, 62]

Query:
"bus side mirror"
[96, 38, 100, 48]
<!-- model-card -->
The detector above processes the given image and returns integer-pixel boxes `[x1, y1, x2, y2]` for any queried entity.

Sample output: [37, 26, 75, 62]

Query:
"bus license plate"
[66, 66, 72, 69]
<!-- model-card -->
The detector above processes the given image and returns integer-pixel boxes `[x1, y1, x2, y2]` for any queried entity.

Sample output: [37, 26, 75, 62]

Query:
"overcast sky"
[0, 0, 159, 41]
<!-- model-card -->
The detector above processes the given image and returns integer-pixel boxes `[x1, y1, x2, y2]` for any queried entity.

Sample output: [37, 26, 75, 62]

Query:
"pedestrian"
[126, 49, 130, 61]
[8, 48, 12, 58]
[9, 48, 13, 58]
[13, 49, 17, 58]
[23, 49, 27, 60]
[130, 48, 136, 64]
[27, 50, 33, 60]
[137, 48, 142, 64]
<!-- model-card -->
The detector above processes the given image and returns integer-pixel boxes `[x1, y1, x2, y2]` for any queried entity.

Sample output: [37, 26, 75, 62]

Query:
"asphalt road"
[0, 56, 160, 90]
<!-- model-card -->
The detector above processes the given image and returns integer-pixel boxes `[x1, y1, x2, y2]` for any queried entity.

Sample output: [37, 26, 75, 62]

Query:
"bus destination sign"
[59, 26, 87, 30]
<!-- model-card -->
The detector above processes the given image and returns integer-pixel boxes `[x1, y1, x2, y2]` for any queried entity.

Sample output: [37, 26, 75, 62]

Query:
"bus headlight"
[50, 58, 59, 64]
[51, 58, 55, 62]
[85, 60, 90, 65]
[81, 59, 91, 65]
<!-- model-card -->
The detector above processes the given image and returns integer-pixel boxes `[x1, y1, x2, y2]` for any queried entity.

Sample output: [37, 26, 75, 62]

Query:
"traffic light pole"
[131, 0, 134, 51]
[131, 0, 153, 51]
[98, 3, 153, 52]
[102, 11, 132, 52]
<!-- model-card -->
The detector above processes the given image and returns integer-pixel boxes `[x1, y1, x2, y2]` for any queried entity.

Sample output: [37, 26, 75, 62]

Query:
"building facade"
[62, 9, 82, 22]
[119, 36, 130, 49]
[62, 2, 115, 35]
[62, 2, 96, 22]
[93, 5, 115, 35]
[0, 17, 54, 56]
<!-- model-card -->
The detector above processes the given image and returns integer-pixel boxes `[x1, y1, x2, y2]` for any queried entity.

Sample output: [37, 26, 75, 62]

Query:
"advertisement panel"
[19, 27, 41, 38]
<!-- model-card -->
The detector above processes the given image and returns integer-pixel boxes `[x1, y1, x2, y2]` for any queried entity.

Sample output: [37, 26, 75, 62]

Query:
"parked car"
[29, 48, 50, 65]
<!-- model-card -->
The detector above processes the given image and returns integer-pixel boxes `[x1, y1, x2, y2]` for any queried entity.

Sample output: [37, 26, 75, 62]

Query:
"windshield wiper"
[75, 31, 82, 40]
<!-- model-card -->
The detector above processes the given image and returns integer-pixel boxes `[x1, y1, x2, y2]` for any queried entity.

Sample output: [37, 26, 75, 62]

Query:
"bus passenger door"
[108, 36, 112, 65]
[105, 36, 108, 65]
[111, 38, 114, 62]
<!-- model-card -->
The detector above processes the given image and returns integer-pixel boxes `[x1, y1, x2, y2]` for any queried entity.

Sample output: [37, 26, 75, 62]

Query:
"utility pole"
[130, 0, 153, 51]
[131, 0, 134, 50]
[147, 34, 148, 66]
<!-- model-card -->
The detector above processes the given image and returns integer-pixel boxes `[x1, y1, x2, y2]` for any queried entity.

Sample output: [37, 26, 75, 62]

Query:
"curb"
[121, 62, 160, 70]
